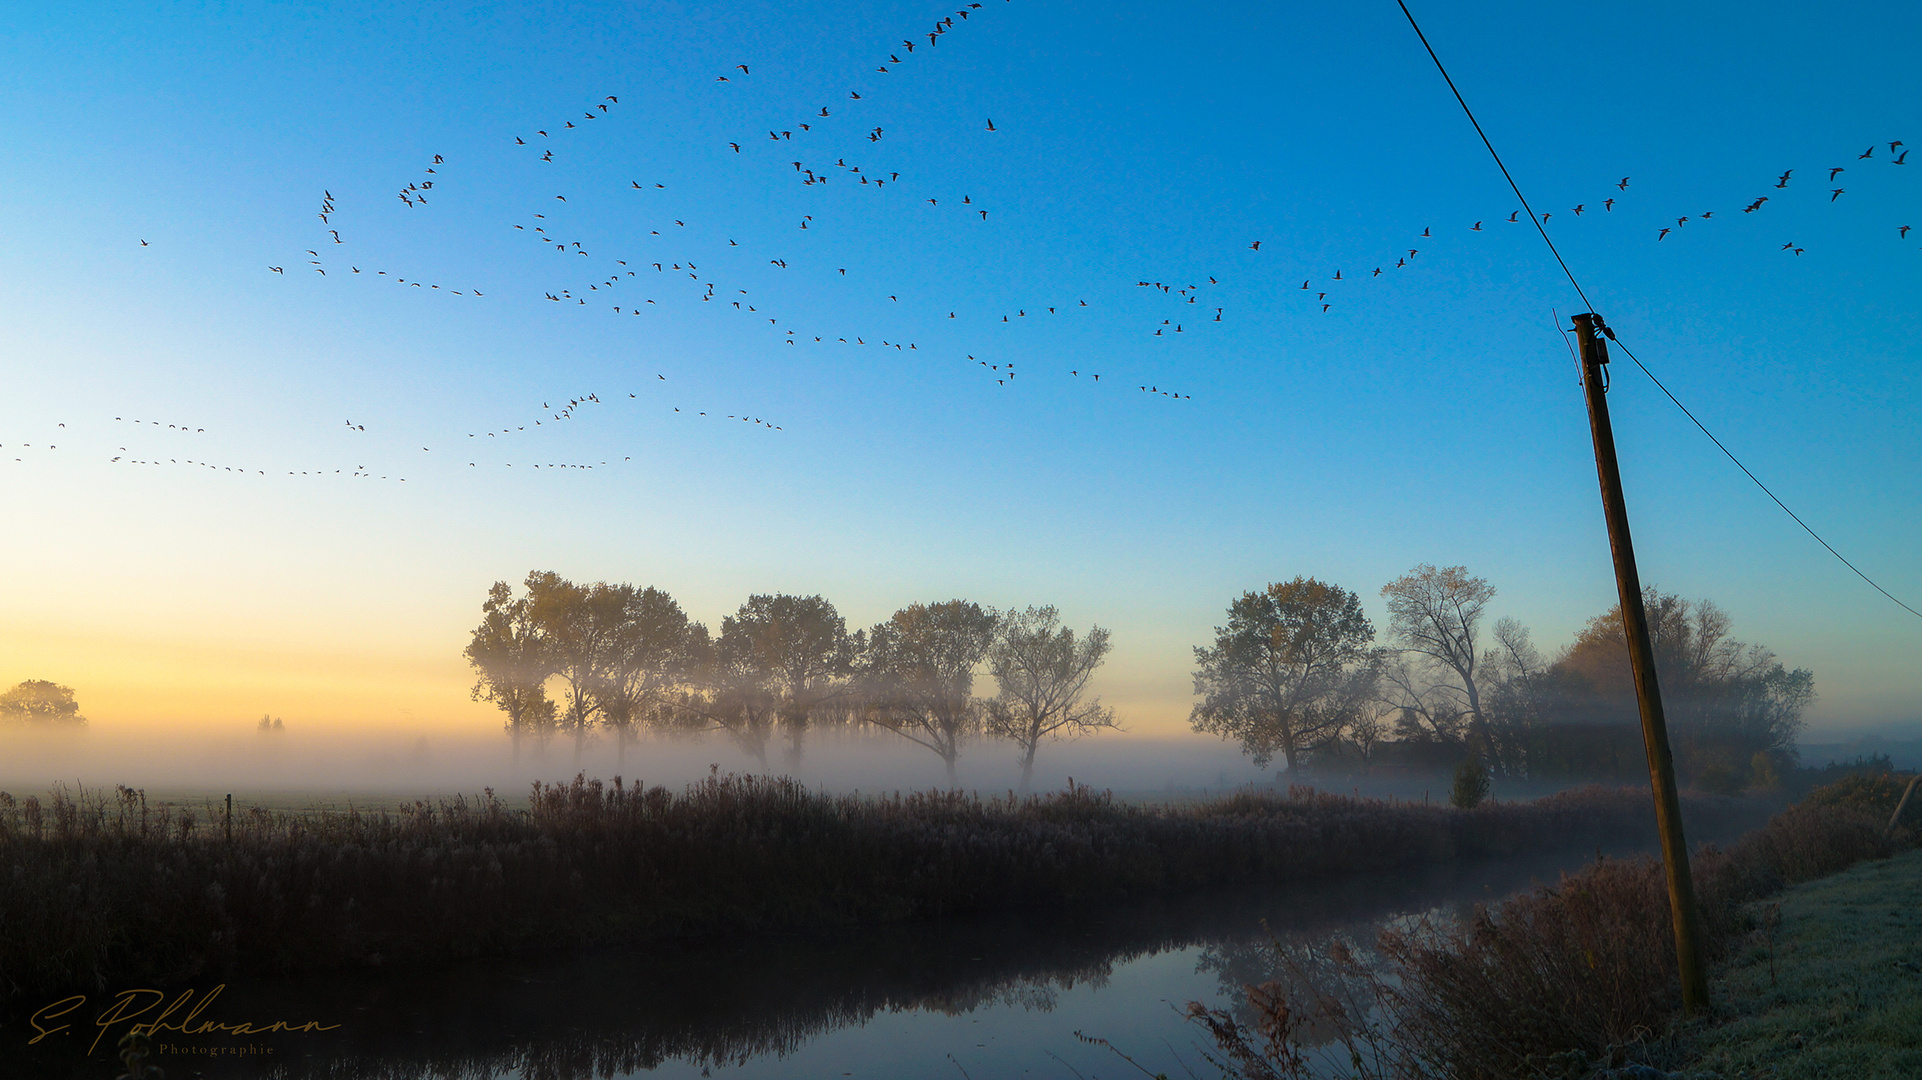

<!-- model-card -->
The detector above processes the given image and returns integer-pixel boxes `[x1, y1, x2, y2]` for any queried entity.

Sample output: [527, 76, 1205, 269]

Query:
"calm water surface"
[20, 843, 1669, 1080]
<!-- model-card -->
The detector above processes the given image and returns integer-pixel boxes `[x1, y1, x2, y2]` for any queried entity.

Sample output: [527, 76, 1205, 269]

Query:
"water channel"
[16, 835, 1704, 1080]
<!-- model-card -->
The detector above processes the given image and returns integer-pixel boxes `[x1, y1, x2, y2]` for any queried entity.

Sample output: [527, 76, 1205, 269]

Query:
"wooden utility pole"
[1572, 312, 1710, 1015]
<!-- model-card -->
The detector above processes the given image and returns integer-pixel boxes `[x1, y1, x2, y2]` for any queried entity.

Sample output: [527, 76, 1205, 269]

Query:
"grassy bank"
[1688, 846, 1922, 1078]
[0, 775, 1738, 1003]
[1188, 775, 1917, 1079]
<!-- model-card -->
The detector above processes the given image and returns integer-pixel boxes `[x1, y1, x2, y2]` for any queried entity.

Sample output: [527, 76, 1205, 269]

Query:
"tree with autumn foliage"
[1541, 588, 1812, 788]
[1190, 577, 1381, 771]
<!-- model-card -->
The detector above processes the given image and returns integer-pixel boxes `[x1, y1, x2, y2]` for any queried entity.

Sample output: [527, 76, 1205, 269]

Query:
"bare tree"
[1191, 578, 1380, 771]
[1377, 654, 1467, 745]
[1478, 616, 1544, 773]
[861, 600, 999, 785]
[464, 579, 557, 760]
[984, 606, 1120, 792]
[1380, 565, 1496, 752]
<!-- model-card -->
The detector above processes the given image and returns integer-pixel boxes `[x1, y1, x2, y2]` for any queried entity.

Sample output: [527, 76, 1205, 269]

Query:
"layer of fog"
[7, 720, 1913, 808]
[0, 725, 1288, 805]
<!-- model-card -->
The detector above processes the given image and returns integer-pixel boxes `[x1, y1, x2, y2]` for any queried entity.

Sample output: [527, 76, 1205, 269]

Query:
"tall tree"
[592, 584, 695, 770]
[1551, 589, 1813, 779]
[661, 620, 780, 764]
[464, 580, 557, 759]
[861, 600, 999, 785]
[1190, 578, 1380, 771]
[0, 680, 86, 727]
[985, 606, 1119, 792]
[1478, 616, 1545, 774]
[1380, 565, 1496, 752]
[525, 572, 628, 764]
[715, 593, 855, 767]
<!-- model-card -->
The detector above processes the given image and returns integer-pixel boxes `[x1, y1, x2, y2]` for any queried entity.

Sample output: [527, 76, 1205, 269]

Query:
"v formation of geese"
[94, 3, 1912, 484]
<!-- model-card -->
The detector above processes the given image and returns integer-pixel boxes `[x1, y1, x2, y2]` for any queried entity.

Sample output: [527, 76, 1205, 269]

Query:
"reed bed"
[0, 775, 1724, 1003]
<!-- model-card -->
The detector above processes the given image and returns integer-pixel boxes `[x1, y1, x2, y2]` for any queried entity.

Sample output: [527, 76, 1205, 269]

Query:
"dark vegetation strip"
[1189, 772, 1921, 1080]
[0, 776, 1747, 1003]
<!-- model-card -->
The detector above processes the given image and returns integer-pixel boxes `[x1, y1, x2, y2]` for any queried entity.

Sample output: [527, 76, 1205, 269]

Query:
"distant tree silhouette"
[716, 594, 855, 768]
[861, 600, 999, 785]
[689, 630, 783, 769]
[1381, 564, 1497, 753]
[1538, 588, 1812, 786]
[1191, 578, 1380, 771]
[525, 573, 631, 765]
[256, 714, 286, 734]
[465, 578, 558, 759]
[591, 584, 697, 770]
[0, 680, 86, 727]
[985, 606, 1119, 792]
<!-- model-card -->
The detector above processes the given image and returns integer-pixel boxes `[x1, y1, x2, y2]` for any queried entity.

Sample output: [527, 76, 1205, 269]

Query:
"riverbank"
[1183, 777, 1914, 1080]
[1688, 845, 1922, 1078]
[0, 775, 1760, 1003]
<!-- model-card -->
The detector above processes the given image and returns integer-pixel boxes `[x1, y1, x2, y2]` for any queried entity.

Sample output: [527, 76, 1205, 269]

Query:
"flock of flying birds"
[49, 0, 1916, 484]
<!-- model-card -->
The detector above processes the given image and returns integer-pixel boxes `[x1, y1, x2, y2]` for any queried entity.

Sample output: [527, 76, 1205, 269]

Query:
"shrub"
[1192, 786, 1911, 1080]
[1800, 770, 1919, 829]
[1449, 756, 1489, 809]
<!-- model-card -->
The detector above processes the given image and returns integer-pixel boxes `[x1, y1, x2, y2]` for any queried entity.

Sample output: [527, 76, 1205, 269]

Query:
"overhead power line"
[1607, 335, 1922, 621]
[1392, 0, 1920, 623]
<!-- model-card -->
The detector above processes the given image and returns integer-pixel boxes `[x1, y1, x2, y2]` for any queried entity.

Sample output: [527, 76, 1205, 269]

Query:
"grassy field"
[1690, 846, 1922, 1078]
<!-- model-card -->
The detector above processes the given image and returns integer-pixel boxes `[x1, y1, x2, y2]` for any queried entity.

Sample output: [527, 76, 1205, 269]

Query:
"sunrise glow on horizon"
[4, 0, 1918, 774]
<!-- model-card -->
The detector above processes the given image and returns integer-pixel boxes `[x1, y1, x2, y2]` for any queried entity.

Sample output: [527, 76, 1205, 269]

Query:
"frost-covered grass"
[1690, 846, 1922, 1079]
[1187, 787, 1912, 1079]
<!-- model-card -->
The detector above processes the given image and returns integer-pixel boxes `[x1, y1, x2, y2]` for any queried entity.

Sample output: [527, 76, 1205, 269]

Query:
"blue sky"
[2, 0, 1917, 740]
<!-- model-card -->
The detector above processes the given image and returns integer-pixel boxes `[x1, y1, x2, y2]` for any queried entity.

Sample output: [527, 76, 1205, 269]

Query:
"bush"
[1449, 756, 1489, 809]
[1800, 770, 1919, 830]
[1191, 782, 1911, 1080]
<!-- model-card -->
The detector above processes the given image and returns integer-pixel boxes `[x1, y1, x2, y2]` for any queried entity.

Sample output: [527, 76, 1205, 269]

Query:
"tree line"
[1191, 566, 1814, 792]
[464, 572, 1118, 788]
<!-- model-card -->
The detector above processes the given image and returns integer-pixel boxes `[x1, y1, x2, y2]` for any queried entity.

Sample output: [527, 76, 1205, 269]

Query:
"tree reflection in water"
[16, 838, 1756, 1079]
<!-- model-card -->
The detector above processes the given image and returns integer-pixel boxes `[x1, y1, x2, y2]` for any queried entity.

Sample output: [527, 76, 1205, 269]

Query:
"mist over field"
[0, 723, 1286, 804]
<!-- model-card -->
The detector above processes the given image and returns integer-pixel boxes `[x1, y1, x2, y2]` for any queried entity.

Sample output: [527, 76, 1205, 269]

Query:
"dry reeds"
[0, 777, 1714, 1004]
[1191, 791, 1908, 1080]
